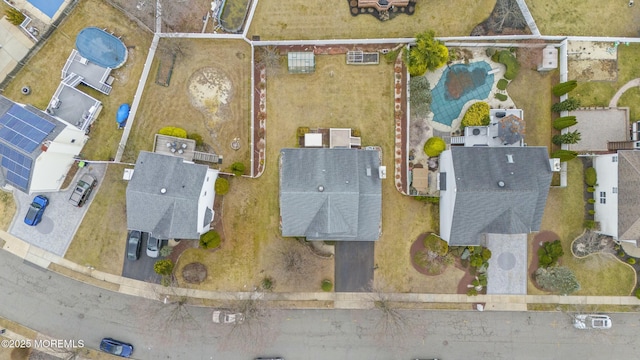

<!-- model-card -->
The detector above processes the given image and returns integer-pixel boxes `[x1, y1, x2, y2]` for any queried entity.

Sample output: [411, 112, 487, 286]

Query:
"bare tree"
[142, 277, 202, 337]
[490, 0, 527, 32]
[255, 46, 283, 76]
[270, 238, 321, 284]
[367, 281, 414, 348]
[218, 292, 278, 352]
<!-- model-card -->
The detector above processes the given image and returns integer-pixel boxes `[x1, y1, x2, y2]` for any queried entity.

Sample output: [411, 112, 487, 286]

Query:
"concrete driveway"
[8, 164, 106, 257]
[122, 231, 162, 283]
[335, 241, 374, 292]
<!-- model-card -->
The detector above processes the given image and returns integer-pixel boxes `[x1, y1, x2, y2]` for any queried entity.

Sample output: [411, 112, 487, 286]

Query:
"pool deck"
[7, 0, 72, 23]
[0, 17, 33, 83]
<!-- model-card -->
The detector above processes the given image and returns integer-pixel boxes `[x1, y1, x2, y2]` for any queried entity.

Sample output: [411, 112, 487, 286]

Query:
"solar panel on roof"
[0, 143, 31, 191]
[0, 104, 55, 153]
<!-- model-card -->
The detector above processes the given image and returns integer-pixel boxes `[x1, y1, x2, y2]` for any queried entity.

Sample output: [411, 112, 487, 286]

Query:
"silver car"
[146, 235, 160, 258]
[212, 310, 245, 324]
[573, 314, 612, 329]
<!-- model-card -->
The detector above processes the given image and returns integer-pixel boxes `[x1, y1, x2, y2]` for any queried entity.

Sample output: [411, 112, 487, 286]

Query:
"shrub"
[159, 246, 173, 257]
[466, 288, 478, 296]
[588, 209, 595, 215]
[584, 167, 597, 186]
[551, 98, 581, 112]
[550, 149, 578, 162]
[583, 219, 597, 229]
[321, 279, 333, 292]
[636, 288, 640, 299]
[552, 80, 578, 97]
[404, 30, 449, 76]
[384, 49, 401, 64]
[538, 239, 564, 268]
[410, 76, 432, 118]
[351, 128, 361, 137]
[187, 133, 204, 146]
[587, 186, 595, 193]
[230, 162, 246, 176]
[496, 78, 508, 90]
[587, 198, 595, 204]
[461, 102, 490, 129]
[534, 266, 580, 295]
[494, 93, 508, 101]
[154, 259, 174, 276]
[485, 48, 497, 58]
[159, 126, 187, 138]
[424, 136, 446, 157]
[495, 50, 519, 80]
[618, 251, 626, 257]
[423, 233, 448, 256]
[553, 116, 578, 130]
[215, 177, 230, 195]
[552, 130, 581, 145]
[199, 230, 221, 249]
[5, 8, 25, 25]
[627, 258, 636, 265]
[262, 276, 274, 291]
[297, 127, 310, 137]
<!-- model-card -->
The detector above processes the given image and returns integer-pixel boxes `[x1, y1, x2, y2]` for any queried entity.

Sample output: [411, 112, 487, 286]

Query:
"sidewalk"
[3, 230, 640, 311]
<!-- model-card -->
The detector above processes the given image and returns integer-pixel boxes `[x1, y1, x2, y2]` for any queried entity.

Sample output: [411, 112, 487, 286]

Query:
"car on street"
[213, 309, 245, 324]
[68, 174, 97, 207]
[255, 358, 284, 360]
[126, 230, 142, 261]
[146, 235, 160, 258]
[99, 337, 134, 357]
[573, 314, 612, 329]
[24, 195, 49, 226]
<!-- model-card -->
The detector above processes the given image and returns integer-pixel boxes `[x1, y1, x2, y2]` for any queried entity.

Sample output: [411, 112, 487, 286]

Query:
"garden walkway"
[609, 78, 640, 107]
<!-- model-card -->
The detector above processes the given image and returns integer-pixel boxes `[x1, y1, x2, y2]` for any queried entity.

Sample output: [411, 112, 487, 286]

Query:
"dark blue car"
[24, 195, 49, 226]
[99, 338, 133, 358]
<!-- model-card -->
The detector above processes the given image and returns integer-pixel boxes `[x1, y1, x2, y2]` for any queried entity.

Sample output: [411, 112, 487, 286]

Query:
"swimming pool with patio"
[27, 0, 65, 18]
[430, 61, 494, 127]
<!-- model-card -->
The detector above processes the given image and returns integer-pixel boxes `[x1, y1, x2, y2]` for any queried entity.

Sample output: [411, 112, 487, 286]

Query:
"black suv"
[69, 174, 97, 207]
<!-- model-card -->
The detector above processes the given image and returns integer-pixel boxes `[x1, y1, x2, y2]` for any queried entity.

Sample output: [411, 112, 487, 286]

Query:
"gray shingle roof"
[617, 151, 640, 241]
[279, 148, 382, 241]
[447, 146, 552, 246]
[126, 151, 208, 240]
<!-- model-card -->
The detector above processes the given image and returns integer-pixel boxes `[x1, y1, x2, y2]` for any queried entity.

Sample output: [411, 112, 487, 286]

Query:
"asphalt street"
[1, 249, 640, 360]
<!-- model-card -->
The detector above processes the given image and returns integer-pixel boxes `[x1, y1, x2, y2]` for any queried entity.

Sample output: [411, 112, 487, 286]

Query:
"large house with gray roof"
[279, 148, 383, 241]
[592, 150, 640, 247]
[438, 146, 553, 246]
[0, 96, 87, 194]
[126, 151, 219, 240]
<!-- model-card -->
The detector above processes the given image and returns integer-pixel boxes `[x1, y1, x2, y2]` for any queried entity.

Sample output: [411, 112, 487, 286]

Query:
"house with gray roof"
[592, 150, 640, 247]
[126, 151, 219, 240]
[0, 95, 88, 194]
[439, 146, 553, 246]
[279, 148, 383, 241]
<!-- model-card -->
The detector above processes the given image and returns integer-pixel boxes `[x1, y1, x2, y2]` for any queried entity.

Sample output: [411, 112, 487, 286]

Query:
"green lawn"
[530, 160, 636, 296]
[574, 43, 640, 118]
[528, 0, 640, 36]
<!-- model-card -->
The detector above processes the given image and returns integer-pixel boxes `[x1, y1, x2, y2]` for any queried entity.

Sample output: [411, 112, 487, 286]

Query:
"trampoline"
[75, 27, 127, 69]
[27, 0, 64, 18]
[431, 61, 493, 127]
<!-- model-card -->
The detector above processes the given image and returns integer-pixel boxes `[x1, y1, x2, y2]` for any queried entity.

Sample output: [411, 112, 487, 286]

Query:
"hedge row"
[553, 116, 577, 130]
[552, 80, 577, 97]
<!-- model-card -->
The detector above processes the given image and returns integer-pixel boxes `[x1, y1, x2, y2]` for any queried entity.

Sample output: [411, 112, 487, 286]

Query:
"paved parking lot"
[9, 164, 106, 257]
[122, 231, 163, 283]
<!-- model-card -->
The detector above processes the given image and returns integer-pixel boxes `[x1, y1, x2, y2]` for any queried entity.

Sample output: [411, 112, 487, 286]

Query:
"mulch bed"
[409, 233, 478, 295]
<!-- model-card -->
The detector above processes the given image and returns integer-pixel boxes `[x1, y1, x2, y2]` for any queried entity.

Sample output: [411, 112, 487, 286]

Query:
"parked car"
[213, 309, 245, 324]
[68, 174, 97, 207]
[24, 195, 49, 226]
[573, 314, 612, 329]
[255, 358, 284, 360]
[146, 235, 161, 258]
[99, 338, 133, 358]
[126, 231, 142, 261]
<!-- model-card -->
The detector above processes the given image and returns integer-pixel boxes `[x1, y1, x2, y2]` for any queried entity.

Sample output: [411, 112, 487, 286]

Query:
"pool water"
[76, 27, 128, 69]
[27, 0, 64, 18]
[430, 61, 494, 127]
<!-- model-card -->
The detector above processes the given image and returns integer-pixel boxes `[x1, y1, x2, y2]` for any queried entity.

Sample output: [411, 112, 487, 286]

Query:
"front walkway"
[609, 78, 640, 107]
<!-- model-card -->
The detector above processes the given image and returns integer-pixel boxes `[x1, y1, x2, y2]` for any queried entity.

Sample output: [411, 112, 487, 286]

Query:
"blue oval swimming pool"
[75, 27, 127, 69]
[430, 61, 494, 127]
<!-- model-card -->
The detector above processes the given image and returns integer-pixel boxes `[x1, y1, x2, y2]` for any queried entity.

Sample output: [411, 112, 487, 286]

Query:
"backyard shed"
[288, 52, 315, 74]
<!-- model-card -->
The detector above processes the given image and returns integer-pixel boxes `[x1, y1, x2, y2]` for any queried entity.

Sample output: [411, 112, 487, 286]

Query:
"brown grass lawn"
[248, 0, 495, 40]
[574, 43, 640, 117]
[174, 55, 438, 292]
[529, 160, 635, 295]
[0, 190, 15, 231]
[2, 0, 153, 161]
[65, 164, 129, 274]
[507, 63, 555, 148]
[528, 0, 640, 36]
[121, 38, 251, 167]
